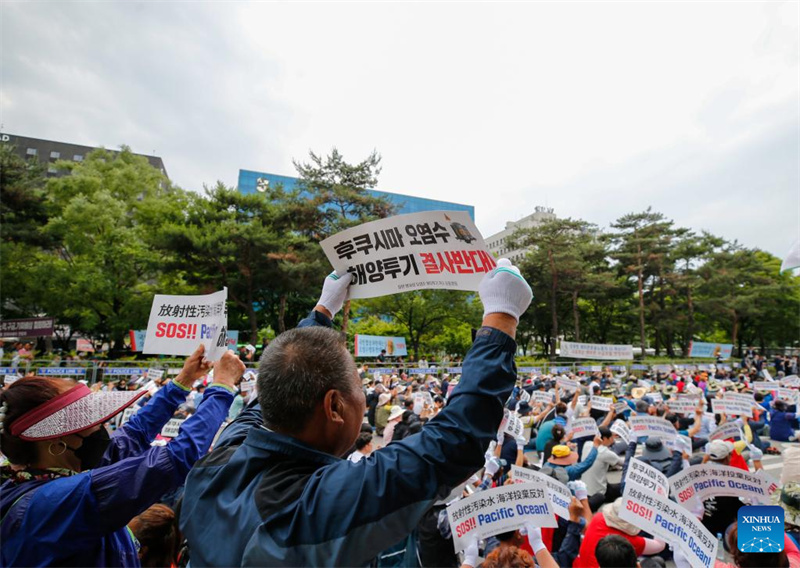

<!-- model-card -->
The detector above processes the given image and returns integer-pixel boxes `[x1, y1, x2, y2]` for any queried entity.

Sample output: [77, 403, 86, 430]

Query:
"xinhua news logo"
[737, 506, 784, 553]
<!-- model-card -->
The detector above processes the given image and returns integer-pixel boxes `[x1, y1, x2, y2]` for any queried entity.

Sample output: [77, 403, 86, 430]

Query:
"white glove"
[484, 456, 503, 477]
[675, 436, 692, 455]
[478, 258, 533, 322]
[748, 444, 763, 461]
[485, 440, 497, 461]
[515, 432, 527, 448]
[317, 270, 353, 317]
[462, 536, 480, 568]
[568, 480, 588, 501]
[525, 523, 546, 554]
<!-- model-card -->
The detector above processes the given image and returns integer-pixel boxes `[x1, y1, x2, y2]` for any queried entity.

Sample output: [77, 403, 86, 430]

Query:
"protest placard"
[669, 464, 770, 506]
[160, 418, 185, 438]
[762, 369, 773, 382]
[711, 398, 753, 418]
[146, 368, 164, 381]
[709, 422, 744, 441]
[511, 465, 572, 521]
[620, 484, 717, 568]
[756, 470, 780, 497]
[776, 387, 800, 403]
[414, 391, 434, 414]
[533, 391, 553, 405]
[667, 398, 699, 415]
[3, 375, 20, 386]
[501, 410, 524, 439]
[556, 376, 578, 392]
[354, 334, 408, 357]
[320, 211, 494, 300]
[240, 380, 256, 394]
[560, 341, 634, 360]
[570, 417, 599, 439]
[626, 458, 669, 496]
[611, 419, 631, 445]
[649, 392, 663, 403]
[751, 381, 776, 391]
[0, 317, 55, 337]
[590, 396, 613, 412]
[144, 289, 228, 361]
[781, 375, 800, 387]
[612, 401, 630, 414]
[629, 416, 677, 442]
[121, 406, 139, 425]
[518, 389, 531, 403]
[446, 481, 557, 553]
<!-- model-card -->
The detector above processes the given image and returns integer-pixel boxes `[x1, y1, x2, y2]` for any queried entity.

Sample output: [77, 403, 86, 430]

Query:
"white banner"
[320, 211, 494, 299]
[533, 391, 553, 405]
[147, 368, 164, 381]
[611, 419, 631, 445]
[620, 484, 717, 568]
[667, 398, 699, 415]
[752, 381, 776, 391]
[711, 398, 753, 418]
[556, 376, 579, 392]
[776, 387, 800, 403]
[629, 416, 677, 442]
[781, 375, 800, 387]
[708, 422, 744, 442]
[446, 481, 557, 553]
[626, 458, 670, 497]
[590, 396, 613, 412]
[570, 417, 599, 439]
[143, 288, 228, 361]
[560, 341, 634, 360]
[354, 334, 408, 357]
[612, 401, 630, 414]
[160, 418, 185, 438]
[669, 463, 771, 506]
[511, 465, 572, 520]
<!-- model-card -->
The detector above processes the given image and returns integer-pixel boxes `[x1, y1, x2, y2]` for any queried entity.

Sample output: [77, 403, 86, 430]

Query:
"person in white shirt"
[584, 426, 624, 512]
[347, 433, 375, 463]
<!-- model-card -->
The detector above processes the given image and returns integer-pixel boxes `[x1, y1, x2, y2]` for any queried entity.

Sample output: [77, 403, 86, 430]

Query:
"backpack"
[538, 464, 570, 485]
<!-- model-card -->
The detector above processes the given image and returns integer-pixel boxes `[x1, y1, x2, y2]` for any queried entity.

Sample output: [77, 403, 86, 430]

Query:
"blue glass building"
[237, 169, 474, 220]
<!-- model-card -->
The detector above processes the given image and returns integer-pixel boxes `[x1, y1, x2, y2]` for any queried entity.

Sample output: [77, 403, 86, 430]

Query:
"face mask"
[69, 426, 111, 470]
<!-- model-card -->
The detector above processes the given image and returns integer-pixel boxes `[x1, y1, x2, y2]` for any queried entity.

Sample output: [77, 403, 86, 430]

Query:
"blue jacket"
[180, 311, 519, 566]
[1, 381, 233, 567]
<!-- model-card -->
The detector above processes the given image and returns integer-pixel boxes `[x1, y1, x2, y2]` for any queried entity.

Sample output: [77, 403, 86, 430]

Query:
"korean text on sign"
[320, 211, 495, 299]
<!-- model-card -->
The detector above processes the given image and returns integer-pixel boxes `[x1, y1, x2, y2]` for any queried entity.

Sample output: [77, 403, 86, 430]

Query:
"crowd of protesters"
[1, 260, 799, 567]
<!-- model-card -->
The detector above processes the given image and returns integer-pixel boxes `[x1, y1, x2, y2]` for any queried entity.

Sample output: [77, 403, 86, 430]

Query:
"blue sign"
[737, 505, 784, 553]
[517, 367, 537, 373]
[38, 367, 86, 376]
[104, 368, 146, 376]
[0, 367, 19, 374]
[408, 368, 437, 375]
[631, 364, 649, 370]
[551, 366, 571, 373]
[689, 341, 733, 359]
[446, 367, 463, 374]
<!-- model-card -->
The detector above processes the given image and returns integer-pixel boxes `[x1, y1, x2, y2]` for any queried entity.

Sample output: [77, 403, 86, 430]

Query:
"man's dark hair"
[598, 426, 613, 440]
[257, 326, 356, 431]
[403, 398, 414, 409]
[595, 535, 638, 568]
[555, 402, 568, 415]
[354, 432, 372, 451]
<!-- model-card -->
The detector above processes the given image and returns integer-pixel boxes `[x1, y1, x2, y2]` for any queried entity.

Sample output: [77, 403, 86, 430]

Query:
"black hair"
[354, 432, 372, 451]
[257, 326, 356, 432]
[598, 426, 613, 439]
[595, 535, 638, 568]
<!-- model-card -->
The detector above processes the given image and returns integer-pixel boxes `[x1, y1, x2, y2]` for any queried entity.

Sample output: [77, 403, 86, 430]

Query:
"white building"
[485, 207, 557, 262]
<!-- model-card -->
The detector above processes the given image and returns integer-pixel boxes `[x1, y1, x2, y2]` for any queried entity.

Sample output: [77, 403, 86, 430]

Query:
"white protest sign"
[612, 401, 630, 414]
[560, 341, 634, 360]
[121, 406, 140, 425]
[160, 418, 185, 438]
[781, 375, 800, 387]
[577, 395, 588, 406]
[762, 369, 773, 382]
[611, 419, 631, 445]
[414, 391, 434, 414]
[147, 368, 164, 381]
[709, 422, 744, 441]
[629, 416, 677, 442]
[752, 381, 776, 391]
[626, 458, 669, 496]
[533, 391, 553, 405]
[320, 211, 495, 299]
[556, 376, 578, 392]
[756, 469, 781, 497]
[669, 463, 771, 506]
[501, 410, 524, 439]
[711, 398, 753, 418]
[649, 392, 663, 403]
[590, 396, 613, 412]
[518, 389, 531, 403]
[240, 380, 256, 394]
[144, 288, 228, 361]
[511, 465, 572, 520]
[620, 484, 717, 568]
[776, 387, 800, 403]
[667, 398, 699, 415]
[446, 481, 557, 553]
[570, 417, 599, 439]
[3, 375, 20, 386]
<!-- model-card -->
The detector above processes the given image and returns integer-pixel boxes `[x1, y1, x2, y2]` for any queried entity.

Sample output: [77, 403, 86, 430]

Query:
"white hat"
[388, 406, 405, 421]
[707, 440, 734, 461]
[378, 393, 392, 406]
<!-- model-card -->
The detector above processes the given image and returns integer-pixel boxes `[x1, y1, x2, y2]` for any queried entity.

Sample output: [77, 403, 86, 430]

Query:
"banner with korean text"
[560, 341, 634, 360]
[688, 341, 733, 359]
[354, 334, 408, 357]
[320, 211, 495, 299]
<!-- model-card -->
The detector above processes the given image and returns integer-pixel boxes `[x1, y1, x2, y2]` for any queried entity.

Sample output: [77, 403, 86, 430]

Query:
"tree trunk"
[731, 313, 739, 347]
[637, 244, 646, 358]
[277, 294, 287, 334]
[248, 303, 259, 343]
[548, 248, 559, 358]
[341, 300, 351, 335]
[654, 329, 661, 357]
[685, 286, 694, 355]
[572, 290, 580, 341]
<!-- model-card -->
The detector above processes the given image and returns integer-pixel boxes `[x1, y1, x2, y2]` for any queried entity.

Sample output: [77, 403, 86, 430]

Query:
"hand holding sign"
[478, 259, 532, 323]
[213, 350, 247, 389]
[316, 270, 353, 318]
[175, 344, 213, 389]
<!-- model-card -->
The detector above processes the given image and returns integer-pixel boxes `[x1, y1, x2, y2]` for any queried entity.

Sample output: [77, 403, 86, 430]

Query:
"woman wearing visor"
[0, 344, 245, 567]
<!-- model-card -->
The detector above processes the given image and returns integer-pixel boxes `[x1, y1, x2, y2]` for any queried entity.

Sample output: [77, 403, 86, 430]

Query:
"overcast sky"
[2, 2, 798, 256]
